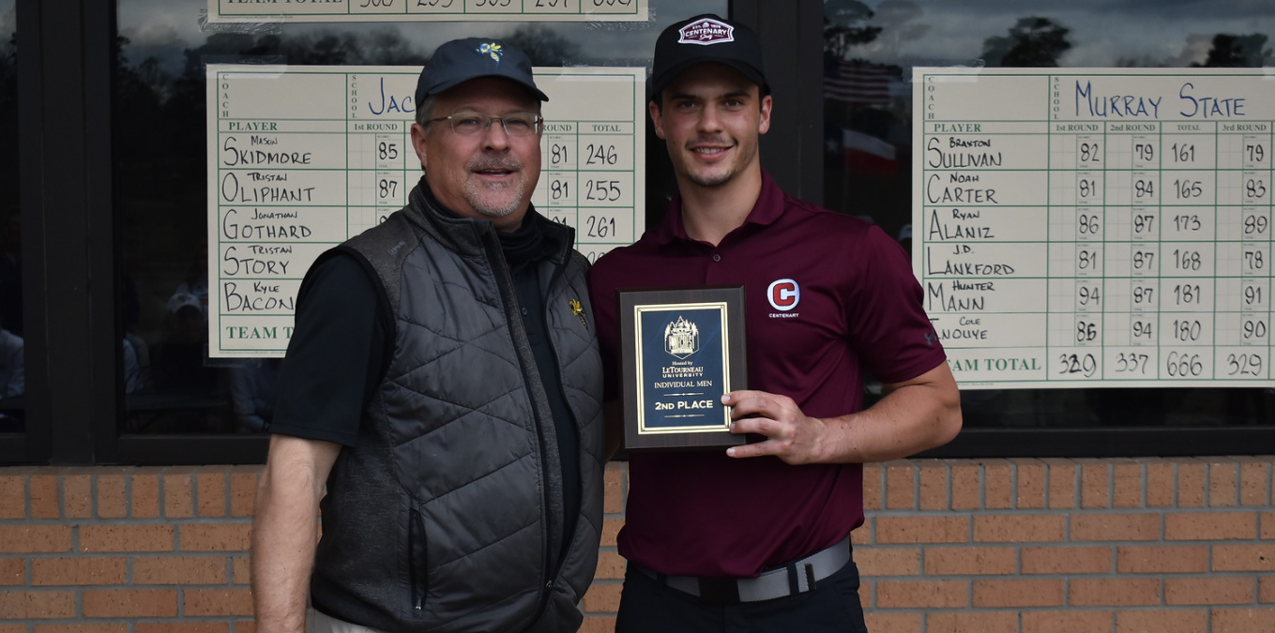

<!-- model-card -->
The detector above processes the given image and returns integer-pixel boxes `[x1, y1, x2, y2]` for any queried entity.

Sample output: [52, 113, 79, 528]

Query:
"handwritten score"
[207, 64, 645, 356]
[914, 68, 1275, 388]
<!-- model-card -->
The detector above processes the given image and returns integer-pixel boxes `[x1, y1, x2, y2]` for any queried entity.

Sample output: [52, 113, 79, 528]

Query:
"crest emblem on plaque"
[664, 316, 700, 359]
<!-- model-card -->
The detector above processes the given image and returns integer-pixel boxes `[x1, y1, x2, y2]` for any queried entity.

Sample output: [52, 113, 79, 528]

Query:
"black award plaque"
[618, 286, 747, 451]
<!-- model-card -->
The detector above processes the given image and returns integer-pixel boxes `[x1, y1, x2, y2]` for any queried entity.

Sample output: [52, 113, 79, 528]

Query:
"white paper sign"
[207, 64, 645, 356]
[914, 67, 1275, 389]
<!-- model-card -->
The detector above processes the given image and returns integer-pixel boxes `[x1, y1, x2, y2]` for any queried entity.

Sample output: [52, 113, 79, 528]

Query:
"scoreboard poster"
[207, 64, 645, 356]
[915, 67, 1275, 389]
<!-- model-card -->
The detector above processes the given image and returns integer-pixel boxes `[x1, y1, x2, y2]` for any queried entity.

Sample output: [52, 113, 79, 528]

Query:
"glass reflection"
[824, 0, 1275, 429]
[0, 0, 21, 433]
[114, 0, 724, 433]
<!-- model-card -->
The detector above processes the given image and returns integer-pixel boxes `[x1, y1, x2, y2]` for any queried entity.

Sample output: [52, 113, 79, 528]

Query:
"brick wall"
[0, 466, 257, 633]
[589, 458, 1275, 633]
[1, 458, 1272, 633]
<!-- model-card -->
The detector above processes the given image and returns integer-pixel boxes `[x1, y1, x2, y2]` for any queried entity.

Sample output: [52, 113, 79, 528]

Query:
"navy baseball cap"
[650, 14, 769, 100]
[415, 37, 549, 106]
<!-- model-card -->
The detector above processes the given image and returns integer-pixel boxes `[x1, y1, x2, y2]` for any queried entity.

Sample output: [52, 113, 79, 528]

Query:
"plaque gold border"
[618, 286, 747, 451]
[633, 301, 733, 435]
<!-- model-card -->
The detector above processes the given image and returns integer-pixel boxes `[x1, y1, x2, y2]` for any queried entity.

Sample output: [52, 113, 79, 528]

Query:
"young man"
[252, 38, 605, 633]
[589, 14, 962, 632]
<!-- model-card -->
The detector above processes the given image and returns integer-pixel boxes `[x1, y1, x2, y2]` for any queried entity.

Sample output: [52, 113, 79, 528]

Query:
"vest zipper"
[409, 508, 428, 614]
[522, 256, 581, 632]
[484, 230, 558, 630]
[542, 260, 580, 572]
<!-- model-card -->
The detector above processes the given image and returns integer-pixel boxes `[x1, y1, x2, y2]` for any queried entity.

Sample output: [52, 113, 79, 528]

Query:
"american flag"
[823, 60, 894, 104]
[843, 129, 898, 177]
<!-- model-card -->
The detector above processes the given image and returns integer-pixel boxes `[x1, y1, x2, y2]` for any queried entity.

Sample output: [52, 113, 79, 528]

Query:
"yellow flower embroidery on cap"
[477, 42, 503, 64]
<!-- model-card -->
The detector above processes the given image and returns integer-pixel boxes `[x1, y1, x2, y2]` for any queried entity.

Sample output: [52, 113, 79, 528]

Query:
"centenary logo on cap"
[678, 18, 735, 46]
[477, 42, 503, 64]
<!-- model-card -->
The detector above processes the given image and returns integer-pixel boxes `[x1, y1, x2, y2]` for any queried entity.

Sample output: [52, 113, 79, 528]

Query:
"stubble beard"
[463, 177, 528, 219]
[463, 156, 530, 219]
[679, 136, 745, 188]
[685, 166, 736, 188]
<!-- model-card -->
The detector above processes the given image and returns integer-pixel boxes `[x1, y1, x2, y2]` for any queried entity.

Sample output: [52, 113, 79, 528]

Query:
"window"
[0, 0, 21, 437]
[108, 0, 725, 454]
[13, 0, 1271, 464]
[824, 0, 1275, 454]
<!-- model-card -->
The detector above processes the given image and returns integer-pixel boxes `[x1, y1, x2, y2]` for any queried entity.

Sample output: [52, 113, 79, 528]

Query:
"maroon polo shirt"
[589, 172, 946, 578]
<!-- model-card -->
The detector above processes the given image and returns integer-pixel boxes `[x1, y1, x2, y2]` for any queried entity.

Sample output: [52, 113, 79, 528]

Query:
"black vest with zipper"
[308, 181, 605, 633]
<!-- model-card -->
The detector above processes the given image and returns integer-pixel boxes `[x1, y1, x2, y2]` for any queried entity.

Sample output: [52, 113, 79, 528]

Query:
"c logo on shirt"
[767, 279, 800, 312]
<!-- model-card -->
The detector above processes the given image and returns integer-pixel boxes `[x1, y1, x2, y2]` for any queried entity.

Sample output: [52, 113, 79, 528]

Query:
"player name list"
[207, 64, 643, 357]
[914, 68, 1275, 388]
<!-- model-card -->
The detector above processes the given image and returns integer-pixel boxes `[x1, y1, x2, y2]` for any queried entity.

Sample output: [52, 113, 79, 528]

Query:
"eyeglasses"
[425, 111, 544, 137]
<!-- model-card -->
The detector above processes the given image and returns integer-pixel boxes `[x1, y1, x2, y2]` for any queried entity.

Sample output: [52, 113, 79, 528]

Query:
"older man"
[252, 38, 604, 633]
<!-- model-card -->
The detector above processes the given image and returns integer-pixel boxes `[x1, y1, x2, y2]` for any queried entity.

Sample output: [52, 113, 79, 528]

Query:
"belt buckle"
[696, 577, 741, 605]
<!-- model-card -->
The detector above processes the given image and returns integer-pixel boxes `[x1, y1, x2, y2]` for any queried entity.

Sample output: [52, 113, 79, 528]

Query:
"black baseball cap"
[650, 14, 769, 100]
[415, 37, 549, 106]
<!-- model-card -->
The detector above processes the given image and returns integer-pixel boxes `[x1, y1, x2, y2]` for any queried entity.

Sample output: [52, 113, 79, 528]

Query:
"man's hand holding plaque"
[617, 286, 747, 451]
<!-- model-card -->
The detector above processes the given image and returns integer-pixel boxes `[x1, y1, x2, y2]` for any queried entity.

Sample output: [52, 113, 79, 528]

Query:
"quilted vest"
[308, 182, 605, 633]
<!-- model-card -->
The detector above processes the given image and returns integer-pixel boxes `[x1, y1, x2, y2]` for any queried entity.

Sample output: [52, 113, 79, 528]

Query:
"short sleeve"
[268, 253, 387, 446]
[846, 226, 947, 384]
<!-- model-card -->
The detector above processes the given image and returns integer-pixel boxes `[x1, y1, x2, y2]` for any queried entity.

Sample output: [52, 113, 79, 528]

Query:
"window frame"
[14, 0, 269, 465]
[7, 0, 1273, 466]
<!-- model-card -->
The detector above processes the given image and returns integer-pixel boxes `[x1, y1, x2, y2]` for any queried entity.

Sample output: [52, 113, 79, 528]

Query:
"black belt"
[634, 536, 851, 604]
